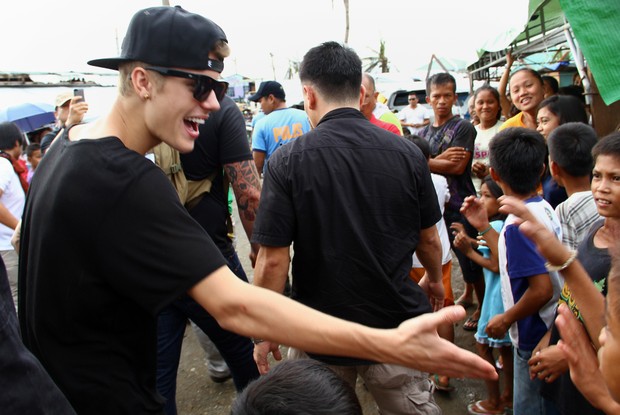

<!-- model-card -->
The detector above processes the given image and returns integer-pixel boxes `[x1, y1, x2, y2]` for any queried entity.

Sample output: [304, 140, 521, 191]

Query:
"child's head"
[408, 135, 430, 161]
[489, 127, 547, 196]
[231, 359, 362, 415]
[473, 85, 501, 123]
[591, 132, 620, 218]
[26, 143, 42, 171]
[480, 176, 505, 221]
[541, 75, 559, 98]
[536, 95, 588, 139]
[547, 122, 597, 178]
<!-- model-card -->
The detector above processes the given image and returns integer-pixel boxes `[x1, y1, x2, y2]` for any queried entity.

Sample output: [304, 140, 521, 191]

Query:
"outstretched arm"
[498, 195, 606, 348]
[188, 266, 498, 380]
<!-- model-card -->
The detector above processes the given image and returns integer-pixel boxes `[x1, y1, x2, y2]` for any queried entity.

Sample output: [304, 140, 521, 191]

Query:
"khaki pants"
[288, 348, 441, 415]
[1, 249, 18, 310]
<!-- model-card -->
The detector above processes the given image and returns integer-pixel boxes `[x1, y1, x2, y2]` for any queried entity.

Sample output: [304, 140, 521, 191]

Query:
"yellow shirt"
[499, 112, 525, 130]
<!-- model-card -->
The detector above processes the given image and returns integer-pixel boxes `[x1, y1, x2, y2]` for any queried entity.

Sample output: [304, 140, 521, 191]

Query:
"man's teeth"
[185, 117, 205, 124]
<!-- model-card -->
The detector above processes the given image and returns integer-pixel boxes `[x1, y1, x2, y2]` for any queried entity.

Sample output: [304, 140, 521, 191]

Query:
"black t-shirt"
[181, 96, 253, 256]
[252, 108, 441, 365]
[420, 116, 477, 213]
[18, 132, 227, 414]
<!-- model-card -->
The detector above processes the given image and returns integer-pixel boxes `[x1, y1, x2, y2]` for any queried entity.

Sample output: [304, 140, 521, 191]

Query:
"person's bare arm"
[224, 159, 262, 265]
[0, 191, 19, 230]
[415, 225, 444, 311]
[250, 244, 291, 373]
[499, 195, 606, 348]
[499, 52, 515, 119]
[187, 265, 498, 380]
[252, 151, 266, 177]
[486, 273, 553, 339]
[428, 148, 471, 176]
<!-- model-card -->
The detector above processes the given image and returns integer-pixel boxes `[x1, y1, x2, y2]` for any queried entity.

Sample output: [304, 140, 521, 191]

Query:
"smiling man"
[17, 7, 496, 415]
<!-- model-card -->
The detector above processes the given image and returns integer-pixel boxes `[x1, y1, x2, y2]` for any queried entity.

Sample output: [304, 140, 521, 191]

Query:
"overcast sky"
[2, 0, 528, 80]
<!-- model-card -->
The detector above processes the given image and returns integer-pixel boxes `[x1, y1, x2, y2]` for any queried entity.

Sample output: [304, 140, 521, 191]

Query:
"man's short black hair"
[231, 359, 362, 415]
[537, 95, 588, 125]
[547, 122, 598, 177]
[592, 131, 620, 162]
[489, 127, 547, 195]
[408, 135, 430, 160]
[426, 72, 456, 95]
[299, 41, 362, 103]
[0, 122, 23, 151]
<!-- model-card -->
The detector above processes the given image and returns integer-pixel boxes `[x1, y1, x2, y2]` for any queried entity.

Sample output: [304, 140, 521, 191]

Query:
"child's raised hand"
[453, 229, 473, 254]
[460, 195, 489, 231]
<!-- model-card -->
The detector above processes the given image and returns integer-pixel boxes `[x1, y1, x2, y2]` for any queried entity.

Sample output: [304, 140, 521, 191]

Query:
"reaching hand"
[498, 196, 569, 265]
[453, 227, 473, 254]
[460, 195, 490, 231]
[395, 306, 498, 380]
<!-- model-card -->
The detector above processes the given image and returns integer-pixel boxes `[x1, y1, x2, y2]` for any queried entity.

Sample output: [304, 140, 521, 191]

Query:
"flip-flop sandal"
[463, 316, 479, 331]
[467, 400, 505, 415]
[431, 374, 455, 392]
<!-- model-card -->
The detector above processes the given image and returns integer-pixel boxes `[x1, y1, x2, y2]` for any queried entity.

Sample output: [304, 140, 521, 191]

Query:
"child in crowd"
[486, 127, 563, 415]
[499, 185, 620, 414]
[25, 143, 41, 184]
[454, 176, 513, 414]
[532, 131, 619, 415]
[407, 135, 456, 392]
[548, 122, 600, 250]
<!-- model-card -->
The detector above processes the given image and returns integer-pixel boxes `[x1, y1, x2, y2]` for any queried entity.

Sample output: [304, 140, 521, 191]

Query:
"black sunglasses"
[145, 66, 229, 102]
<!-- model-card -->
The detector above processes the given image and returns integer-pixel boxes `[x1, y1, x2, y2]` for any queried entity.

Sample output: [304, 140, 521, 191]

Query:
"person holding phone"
[40, 90, 89, 154]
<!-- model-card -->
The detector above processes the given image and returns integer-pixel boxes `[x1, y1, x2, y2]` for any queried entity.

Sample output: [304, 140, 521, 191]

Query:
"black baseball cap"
[88, 6, 227, 73]
[249, 81, 286, 102]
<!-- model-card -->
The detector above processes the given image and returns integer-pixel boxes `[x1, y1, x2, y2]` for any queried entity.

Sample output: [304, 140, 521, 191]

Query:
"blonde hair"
[117, 41, 230, 96]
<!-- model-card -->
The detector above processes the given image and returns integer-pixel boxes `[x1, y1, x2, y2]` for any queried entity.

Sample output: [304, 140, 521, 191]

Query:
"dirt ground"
[174, 205, 497, 414]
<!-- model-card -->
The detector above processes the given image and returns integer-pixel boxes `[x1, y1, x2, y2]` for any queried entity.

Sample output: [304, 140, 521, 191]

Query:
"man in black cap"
[17, 6, 496, 414]
[249, 80, 311, 176]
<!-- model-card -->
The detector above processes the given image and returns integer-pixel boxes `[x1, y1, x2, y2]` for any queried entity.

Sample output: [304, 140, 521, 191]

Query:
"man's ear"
[359, 84, 366, 109]
[303, 85, 316, 110]
[131, 67, 151, 98]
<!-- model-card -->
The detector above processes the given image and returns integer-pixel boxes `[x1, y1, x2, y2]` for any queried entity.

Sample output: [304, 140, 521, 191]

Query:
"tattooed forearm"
[225, 160, 261, 225]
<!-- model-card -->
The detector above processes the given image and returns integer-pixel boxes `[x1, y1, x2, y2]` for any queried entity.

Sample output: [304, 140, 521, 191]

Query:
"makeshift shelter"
[467, 0, 620, 135]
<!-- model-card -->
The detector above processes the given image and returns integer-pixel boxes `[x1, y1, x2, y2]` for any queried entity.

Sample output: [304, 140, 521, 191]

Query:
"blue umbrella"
[0, 102, 55, 133]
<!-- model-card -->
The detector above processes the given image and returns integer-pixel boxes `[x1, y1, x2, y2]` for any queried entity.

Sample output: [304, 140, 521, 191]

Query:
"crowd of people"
[0, 5, 619, 415]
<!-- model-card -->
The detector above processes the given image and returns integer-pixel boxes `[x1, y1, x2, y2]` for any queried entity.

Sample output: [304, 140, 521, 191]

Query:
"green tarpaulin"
[560, 0, 620, 105]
